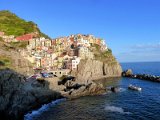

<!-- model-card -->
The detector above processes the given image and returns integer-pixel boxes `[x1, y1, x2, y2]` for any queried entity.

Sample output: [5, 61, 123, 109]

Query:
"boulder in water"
[122, 69, 133, 77]
[111, 87, 120, 92]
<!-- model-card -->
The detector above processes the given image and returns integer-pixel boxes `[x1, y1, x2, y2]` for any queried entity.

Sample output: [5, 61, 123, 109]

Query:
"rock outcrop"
[122, 69, 133, 77]
[0, 56, 122, 120]
[0, 69, 106, 120]
[46, 76, 106, 99]
[122, 69, 160, 82]
[74, 59, 122, 83]
[0, 69, 62, 120]
[60, 59, 122, 98]
[66, 59, 122, 97]
[0, 44, 34, 76]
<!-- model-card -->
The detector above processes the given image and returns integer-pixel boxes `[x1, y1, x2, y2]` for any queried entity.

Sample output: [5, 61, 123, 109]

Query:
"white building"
[78, 46, 94, 59]
[72, 57, 80, 70]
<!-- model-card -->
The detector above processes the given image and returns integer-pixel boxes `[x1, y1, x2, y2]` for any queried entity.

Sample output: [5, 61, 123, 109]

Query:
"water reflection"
[94, 77, 121, 87]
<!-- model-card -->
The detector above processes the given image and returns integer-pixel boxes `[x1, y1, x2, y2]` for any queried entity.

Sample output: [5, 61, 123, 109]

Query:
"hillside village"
[0, 31, 108, 76]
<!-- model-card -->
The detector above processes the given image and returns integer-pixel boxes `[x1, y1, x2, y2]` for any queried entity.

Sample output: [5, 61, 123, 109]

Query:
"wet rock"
[122, 69, 133, 77]
[65, 82, 106, 99]
[122, 70, 160, 83]
[111, 87, 120, 92]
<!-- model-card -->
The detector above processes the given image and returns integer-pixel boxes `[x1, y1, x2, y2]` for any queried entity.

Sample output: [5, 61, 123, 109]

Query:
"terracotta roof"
[16, 33, 36, 41]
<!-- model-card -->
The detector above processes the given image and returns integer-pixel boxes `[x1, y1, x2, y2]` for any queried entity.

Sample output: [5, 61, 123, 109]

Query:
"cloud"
[131, 42, 160, 49]
[117, 42, 160, 62]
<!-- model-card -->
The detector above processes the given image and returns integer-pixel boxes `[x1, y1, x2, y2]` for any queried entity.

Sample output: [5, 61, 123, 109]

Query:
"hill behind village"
[0, 10, 50, 38]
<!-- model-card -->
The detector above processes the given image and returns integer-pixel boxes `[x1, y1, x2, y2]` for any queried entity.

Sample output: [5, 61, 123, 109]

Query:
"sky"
[0, 0, 160, 62]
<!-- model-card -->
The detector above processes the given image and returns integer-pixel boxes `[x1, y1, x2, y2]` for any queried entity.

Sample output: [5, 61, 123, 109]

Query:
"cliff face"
[103, 62, 122, 77]
[0, 69, 104, 120]
[74, 59, 122, 83]
[0, 41, 34, 76]
[73, 43, 122, 83]
[0, 69, 62, 120]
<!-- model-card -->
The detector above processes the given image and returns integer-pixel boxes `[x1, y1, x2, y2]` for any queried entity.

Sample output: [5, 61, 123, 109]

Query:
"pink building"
[0, 31, 4, 36]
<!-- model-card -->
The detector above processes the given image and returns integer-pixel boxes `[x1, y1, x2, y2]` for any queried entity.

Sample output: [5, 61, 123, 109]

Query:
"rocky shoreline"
[0, 69, 63, 120]
[0, 59, 122, 120]
[0, 69, 106, 120]
[122, 69, 160, 82]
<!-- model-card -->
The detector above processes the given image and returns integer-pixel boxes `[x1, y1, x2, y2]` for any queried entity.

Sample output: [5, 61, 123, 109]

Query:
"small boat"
[128, 84, 142, 91]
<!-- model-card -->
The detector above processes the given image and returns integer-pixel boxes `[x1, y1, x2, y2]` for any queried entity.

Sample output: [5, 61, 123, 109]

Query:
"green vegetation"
[0, 37, 3, 41]
[0, 10, 50, 38]
[0, 55, 12, 69]
[10, 41, 28, 49]
[1, 41, 28, 51]
[91, 44, 116, 63]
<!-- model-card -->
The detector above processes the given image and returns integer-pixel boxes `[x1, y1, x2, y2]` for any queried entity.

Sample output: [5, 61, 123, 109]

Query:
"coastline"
[0, 69, 109, 120]
[0, 52, 122, 120]
[122, 69, 160, 82]
[24, 98, 66, 120]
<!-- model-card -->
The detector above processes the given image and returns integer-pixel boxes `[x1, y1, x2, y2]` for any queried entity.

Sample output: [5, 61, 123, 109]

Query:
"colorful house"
[16, 33, 35, 41]
[0, 31, 4, 36]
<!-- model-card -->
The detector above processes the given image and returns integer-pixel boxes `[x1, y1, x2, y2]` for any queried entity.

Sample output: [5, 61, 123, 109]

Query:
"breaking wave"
[105, 105, 131, 114]
[119, 88, 126, 92]
[24, 98, 66, 120]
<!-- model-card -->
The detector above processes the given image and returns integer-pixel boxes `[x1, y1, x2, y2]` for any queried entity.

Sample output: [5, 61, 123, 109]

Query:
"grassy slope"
[0, 55, 13, 69]
[0, 40, 13, 69]
[91, 44, 117, 64]
[0, 40, 33, 74]
[0, 10, 50, 38]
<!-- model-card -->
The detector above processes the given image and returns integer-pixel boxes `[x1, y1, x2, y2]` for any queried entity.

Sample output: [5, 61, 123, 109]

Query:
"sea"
[24, 62, 160, 120]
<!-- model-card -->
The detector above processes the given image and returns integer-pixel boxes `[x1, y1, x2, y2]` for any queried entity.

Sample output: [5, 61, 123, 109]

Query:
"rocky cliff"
[0, 51, 122, 120]
[73, 43, 122, 83]
[73, 59, 122, 84]
[0, 40, 34, 76]
[0, 69, 105, 120]
[0, 69, 62, 120]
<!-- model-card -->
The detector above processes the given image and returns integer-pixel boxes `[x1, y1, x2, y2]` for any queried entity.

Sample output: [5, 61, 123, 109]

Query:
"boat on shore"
[128, 84, 142, 91]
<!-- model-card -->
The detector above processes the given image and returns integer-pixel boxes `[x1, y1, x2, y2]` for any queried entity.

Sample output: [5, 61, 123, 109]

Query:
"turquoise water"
[25, 62, 160, 120]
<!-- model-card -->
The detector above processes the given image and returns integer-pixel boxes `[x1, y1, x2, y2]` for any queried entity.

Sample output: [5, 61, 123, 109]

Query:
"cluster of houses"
[0, 31, 38, 42]
[0, 31, 108, 75]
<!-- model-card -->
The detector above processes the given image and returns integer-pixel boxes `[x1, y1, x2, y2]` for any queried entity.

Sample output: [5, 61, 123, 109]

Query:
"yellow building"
[45, 39, 52, 47]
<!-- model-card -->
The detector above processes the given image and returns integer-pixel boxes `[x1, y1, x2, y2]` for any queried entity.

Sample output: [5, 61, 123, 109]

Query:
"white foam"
[106, 87, 126, 93]
[119, 88, 126, 92]
[105, 105, 131, 114]
[24, 98, 66, 120]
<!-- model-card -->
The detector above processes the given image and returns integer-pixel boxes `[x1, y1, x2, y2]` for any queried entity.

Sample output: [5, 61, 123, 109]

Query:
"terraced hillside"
[0, 10, 50, 38]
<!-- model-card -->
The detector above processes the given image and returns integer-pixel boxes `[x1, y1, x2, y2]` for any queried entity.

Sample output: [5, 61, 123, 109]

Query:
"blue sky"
[0, 0, 160, 62]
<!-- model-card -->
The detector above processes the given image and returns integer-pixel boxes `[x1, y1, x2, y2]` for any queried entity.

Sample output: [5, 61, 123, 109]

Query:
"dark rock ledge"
[0, 69, 63, 120]
[122, 69, 160, 82]
[0, 69, 106, 120]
